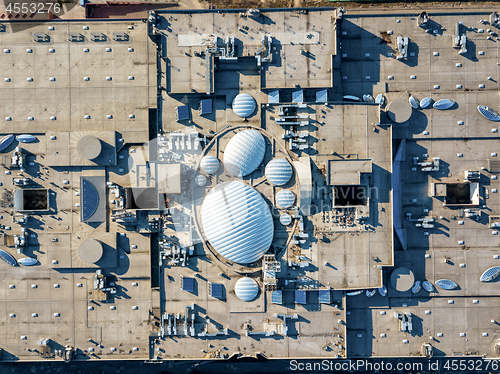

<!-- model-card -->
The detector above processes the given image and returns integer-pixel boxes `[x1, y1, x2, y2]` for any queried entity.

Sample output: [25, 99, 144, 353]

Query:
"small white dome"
[232, 93, 256, 118]
[200, 155, 219, 174]
[224, 130, 266, 178]
[265, 158, 292, 186]
[280, 213, 292, 225]
[276, 189, 295, 209]
[235, 277, 259, 302]
[195, 174, 207, 186]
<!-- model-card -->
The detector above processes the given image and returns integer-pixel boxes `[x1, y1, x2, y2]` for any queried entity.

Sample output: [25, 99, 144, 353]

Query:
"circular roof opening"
[201, 181, 274, 265]
[232, 93, 256, 118]
[235, 277, 259, 302]
[200, 155, 219, 174]
[276, 189, 295, 209]
[77, 135, 102, 160]
[265, 158, 293, 186]
[390, 267, 415, 292]
[387, 98, 412, 123]
[224, 130, 266, 178]
[78, 239, 103, 263]
[195, 174, 207, 186]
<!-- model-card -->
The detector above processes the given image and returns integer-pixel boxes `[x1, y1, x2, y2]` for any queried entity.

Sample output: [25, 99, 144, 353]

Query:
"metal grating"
[271, 290, 283, 304]
[435, 279, 458, 290]
[318, 289, 331, 304]
[295, 290, 307, 304]
[478, 106, 500, 122]
[200, 99, 212, 115]
[0, 249, 17, 266]
[480, 266, 500, 282]
[176, 105, 190, 121]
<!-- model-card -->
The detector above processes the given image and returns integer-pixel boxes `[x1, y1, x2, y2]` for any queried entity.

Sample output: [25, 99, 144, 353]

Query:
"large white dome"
[232, 93, 256, 118]
[223, 129, 266, 178]
[200, 155, 219, 174]
[235, 277, 259, 302]
[265, 158, 293, 186]
[201, 181, 274, 264]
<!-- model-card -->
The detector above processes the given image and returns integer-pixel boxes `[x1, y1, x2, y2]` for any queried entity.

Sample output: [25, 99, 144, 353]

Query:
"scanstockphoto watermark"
[4, 0, 79, 33]
[289, 359, 436, 372]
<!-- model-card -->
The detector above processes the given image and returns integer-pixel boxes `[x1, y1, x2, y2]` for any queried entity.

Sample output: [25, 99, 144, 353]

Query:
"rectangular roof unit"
[33, 33, 50, 42]
[176, 105, 190, 121]
[316, 89, 328, 103]
[199, 99, 212, 115]
[180, 276, 195, 292]
[292, 89, 304, 103]
[271, 290, 283, 304]
[268, 90, 280, 104]
[90, 33, 107, 42]
[68, 33, 84, 42]
[209, 282, 223, 299]
[112, 32, 129, 41]
[295, 290, 307, 304]
[489, 159, 500, 173]
[318, 289, 331, 304]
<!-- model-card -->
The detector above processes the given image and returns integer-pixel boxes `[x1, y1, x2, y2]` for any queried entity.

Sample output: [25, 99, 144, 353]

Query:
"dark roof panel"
[181, 276, 195, 292]
[210, 283, 223, 298]
[176, 105, 190, 121]
[271, 290, 283, 304]
[319, 289, 331, 304]
[295, 290, 307, 304]
[200, 99, 212, 115]
[81, 178, 100, 222]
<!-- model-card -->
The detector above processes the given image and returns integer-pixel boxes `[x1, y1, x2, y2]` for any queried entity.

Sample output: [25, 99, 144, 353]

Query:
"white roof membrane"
[235, 277, 259, 302]
[232, 93, 256, 118]
[201, 181, 274, 264]
[265, 158, 293, 186]
[223, 129, 266, 178]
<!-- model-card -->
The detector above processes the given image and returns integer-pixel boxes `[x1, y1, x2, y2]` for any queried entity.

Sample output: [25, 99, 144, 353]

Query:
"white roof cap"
[276, 189, 295, 209]
[224, 130, 266, 178]
[200, 155, 219, 174]
[201, 181, 273, 264]
[232, 93, 256, 118]
[235, 277, 259, 302]
[265, 158, 292, 186]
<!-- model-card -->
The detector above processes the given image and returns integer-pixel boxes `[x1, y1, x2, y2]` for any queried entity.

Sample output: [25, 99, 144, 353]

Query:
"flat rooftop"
[340, 9, 500, 358]
[0, 20, 158, 362]
[1, 5, 500, 364]
[159, 8, 337, 93]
